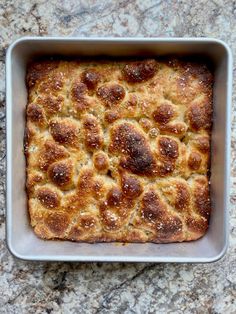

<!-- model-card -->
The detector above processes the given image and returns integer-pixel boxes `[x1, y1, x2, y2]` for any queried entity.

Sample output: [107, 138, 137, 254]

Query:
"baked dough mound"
[25, 58, 213, 243]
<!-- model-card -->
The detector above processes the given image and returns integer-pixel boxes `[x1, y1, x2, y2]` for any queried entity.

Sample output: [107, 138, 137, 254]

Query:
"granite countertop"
[0, 1, 236, 313]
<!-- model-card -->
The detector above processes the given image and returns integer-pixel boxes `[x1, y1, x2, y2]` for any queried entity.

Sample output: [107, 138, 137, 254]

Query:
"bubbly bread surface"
[25, 58, 213, 243]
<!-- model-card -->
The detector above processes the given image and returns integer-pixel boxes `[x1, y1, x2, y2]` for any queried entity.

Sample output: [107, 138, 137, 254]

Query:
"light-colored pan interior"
[6, 38, 232, 262]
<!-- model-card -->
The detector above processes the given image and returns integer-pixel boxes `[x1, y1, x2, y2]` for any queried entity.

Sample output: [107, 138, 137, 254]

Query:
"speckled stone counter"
[0, 1, 236, 313]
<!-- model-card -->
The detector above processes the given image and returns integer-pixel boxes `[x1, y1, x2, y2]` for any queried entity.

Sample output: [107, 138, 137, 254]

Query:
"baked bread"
[25, 58, 213, 243]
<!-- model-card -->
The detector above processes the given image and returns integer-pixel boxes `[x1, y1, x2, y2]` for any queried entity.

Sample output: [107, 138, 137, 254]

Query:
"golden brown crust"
[37, 95, 63, 116]
[97, 84, 125, 107]
[81, 69, 101, 90]
[187, 100, 212, 131]
[38, 140, 69, 171]
[27, 103, 46, 126]
[27, 60, 60, 88]
[25, 58, 213, 243]
[153, 103, 175, 125]
[93, 151, 109, 172]
[109, 123, 157, 176]
[123, 59, 157, 83]
[82, 114, 103, 151]
[36, 187, 61, 209]
[49, 119, 79, 147]
[48, 160, 74, 190]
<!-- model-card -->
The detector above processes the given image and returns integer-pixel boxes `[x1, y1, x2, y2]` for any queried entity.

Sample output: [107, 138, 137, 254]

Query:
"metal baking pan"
[6, 37, 232, 262]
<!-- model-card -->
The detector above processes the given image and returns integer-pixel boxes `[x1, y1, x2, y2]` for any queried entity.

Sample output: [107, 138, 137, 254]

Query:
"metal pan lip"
[6, 36, 233, 262]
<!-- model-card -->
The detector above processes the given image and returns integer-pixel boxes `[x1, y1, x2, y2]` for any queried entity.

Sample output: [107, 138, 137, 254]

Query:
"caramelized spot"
[71, 81, 87, 102]
[107, 187, 122, 207]
[27, 103, 45, 124]
[186, 216, 208, 234]
[97, 84, 125, 107]
[48, 160, 73, 189]
[37, 188, 60, 209]
[121, 154, 155, 176]
[81, 69, 100, 90]
[188, 101, 212, 131]
[38, 140, 69, 171]
[158, 137, 179, 159]
[71, 81, 89, 113]
[39, 96, 63, 115]
[123, 59, 157, 83]
[159, 123, 187, 137]
[141, 191, 165, 222]
[50, 120, 78, 146]
[83, 115, 103, 151]
[175, 183, 190, 211]
[139, 118, 153, 132]
[80, 216, 97, 229]
[104, 111, 120, 123]
[188, 152, 202, 170]
[27, 61, 59, 87]
[41, 72, 64, 92]
[77, 169, 94, 193]
[153, 103, 174, 124]
[121, 175, 143, 199]
[110, 123, 156, 176]
[196, 137, 210, 153]
[194, 180, 211, 219]
[157, 161, 175, 177]
[44, 212, 69, 235]
[93, 152, 109, 172]
[156, 216, 182, 240]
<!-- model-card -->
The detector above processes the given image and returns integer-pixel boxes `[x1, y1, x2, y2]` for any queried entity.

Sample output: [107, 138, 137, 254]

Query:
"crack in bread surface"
[25, 58, 213, 243]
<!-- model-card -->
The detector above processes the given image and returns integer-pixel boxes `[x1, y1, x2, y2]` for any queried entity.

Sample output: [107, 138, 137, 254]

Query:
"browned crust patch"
[25, 58, 212, 243]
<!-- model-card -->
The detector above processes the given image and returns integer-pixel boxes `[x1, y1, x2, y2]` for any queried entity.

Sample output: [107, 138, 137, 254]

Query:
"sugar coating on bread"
[25, 58, 213, 243]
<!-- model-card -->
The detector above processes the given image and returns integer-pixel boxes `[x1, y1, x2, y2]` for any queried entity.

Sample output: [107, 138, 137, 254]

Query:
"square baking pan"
[6, 37, 232, 262]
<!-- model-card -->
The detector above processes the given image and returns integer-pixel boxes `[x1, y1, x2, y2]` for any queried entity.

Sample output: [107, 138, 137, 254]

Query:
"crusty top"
[25, 58, 213, 243]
